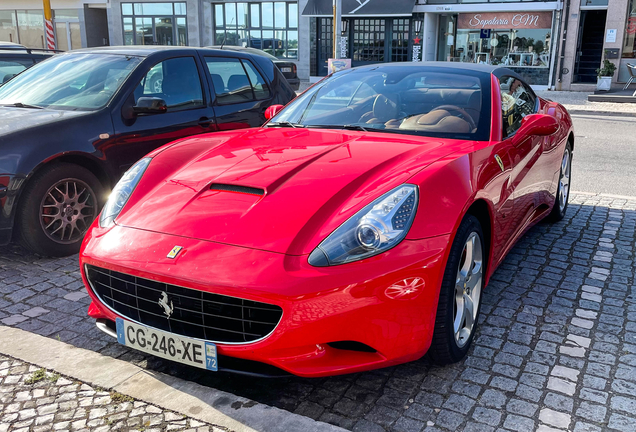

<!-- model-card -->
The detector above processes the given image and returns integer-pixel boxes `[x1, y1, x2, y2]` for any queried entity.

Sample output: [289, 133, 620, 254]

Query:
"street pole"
[333, 0, 342, 59]
[43, 0, 56, 50]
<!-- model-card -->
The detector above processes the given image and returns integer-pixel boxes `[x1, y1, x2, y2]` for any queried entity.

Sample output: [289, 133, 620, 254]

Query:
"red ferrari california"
[80, 63, 573, 377]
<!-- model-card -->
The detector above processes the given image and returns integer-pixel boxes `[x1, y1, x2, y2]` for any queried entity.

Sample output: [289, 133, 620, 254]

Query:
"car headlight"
[308, 184, 418, 266]
[99, 157, 151, 228]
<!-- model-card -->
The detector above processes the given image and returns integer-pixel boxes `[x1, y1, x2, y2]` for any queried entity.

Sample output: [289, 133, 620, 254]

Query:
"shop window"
[391, 19, 410, 62]
[352, 19, 386, 63]
[442, 13, 553, 85]
[17, 10, 45, 49]
[0, 11, 18, 45]
[623, 0, 636, 59]
[121, 2, 187, 46]
[206, 57, 270, 104]
[212, 2, 298, 59]
[499, 76, 536, 138]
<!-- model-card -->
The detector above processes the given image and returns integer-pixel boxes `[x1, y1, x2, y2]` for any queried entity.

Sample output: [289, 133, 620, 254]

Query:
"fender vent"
[210, 183, 264, 196]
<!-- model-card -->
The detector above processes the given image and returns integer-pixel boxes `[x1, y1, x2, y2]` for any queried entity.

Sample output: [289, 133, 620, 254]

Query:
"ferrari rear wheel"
[547, 142, 572, 222]
[428, 215, 484, 365]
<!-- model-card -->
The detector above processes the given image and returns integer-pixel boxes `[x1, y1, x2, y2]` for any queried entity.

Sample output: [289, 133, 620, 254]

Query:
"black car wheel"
[17, 163, 104, 256]
[547, 141, 572, 222]
[428, 215, 485, 365]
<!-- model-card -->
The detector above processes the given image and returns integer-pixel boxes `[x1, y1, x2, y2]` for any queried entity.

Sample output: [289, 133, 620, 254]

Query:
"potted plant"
[596, 59, 616, 91]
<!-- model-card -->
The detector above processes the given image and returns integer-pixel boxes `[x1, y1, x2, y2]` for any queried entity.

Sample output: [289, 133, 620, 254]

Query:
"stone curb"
[566, 109, 636, 117]
[0, 325, 346, 432]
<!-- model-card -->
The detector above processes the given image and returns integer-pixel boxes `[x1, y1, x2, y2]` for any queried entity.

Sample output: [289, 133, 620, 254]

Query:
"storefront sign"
[412, 43, 421, 62]
[328, 58, 351, 74]
[340, 36, 348, 58]
[605, 29, 617, 43]
[458, 12, 552, 30]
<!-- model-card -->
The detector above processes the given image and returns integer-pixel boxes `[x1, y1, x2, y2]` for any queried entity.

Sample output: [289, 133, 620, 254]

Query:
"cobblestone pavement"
[1, 191, 636, 432]
[0, 355, 223, 432]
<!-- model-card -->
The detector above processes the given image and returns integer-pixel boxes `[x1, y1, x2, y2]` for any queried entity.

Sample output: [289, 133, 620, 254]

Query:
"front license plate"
[281, 67, 292, 73]
[115, 318, 217, 371]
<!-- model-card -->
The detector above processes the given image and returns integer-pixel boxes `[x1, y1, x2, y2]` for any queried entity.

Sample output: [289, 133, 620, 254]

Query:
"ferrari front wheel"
[547, 141, 572, 222]
[428, 215, 484, 365]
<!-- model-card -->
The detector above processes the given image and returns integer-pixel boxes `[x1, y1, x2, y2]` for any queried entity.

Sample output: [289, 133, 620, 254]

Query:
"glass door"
[55, 21, 82, 50]
[316, 18, 333, 76]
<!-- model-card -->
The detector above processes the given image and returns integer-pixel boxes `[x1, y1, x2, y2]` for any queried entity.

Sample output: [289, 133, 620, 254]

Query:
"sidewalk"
[529, 91, 636, 117]
[0, 355, 221, 432]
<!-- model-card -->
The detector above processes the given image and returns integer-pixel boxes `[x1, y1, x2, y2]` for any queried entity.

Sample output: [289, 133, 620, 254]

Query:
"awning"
[302, 0, 416, 17]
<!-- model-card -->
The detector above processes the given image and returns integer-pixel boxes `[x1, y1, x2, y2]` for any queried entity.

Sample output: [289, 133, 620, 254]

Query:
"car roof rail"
[0, 46, 64, 54]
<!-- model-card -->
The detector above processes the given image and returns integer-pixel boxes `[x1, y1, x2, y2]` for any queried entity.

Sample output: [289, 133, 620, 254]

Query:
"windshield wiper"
[0, 102, 44, 109]
[306, 124, 372, 132]
[268, 121, 305, 128]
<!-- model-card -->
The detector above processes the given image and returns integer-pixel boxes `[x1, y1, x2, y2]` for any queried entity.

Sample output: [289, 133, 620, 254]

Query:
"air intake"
[210, 183, 265, 195]
[327, 341, 377, 353]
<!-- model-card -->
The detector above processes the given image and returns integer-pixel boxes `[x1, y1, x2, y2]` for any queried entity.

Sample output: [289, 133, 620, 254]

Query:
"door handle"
[198, 117, 212, 128]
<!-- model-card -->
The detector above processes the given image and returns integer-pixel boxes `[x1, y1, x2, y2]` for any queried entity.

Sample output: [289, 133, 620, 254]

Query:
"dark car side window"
[205, 57, 270, 104]
[499, 75, 537, 138]
[0, 59, 32, 84]
[135, 57, 204, 111]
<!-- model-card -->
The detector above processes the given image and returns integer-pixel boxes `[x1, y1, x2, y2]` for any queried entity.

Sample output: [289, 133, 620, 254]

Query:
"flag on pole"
[43, 0, 56, 50]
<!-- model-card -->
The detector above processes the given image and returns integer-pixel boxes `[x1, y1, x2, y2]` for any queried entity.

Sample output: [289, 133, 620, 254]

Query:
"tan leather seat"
[399, 109, 472, 133]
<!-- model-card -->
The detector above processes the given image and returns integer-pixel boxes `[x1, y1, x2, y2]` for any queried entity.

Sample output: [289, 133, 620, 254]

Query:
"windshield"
[270, 66, 490, 140]
[0, 53, 141, 111]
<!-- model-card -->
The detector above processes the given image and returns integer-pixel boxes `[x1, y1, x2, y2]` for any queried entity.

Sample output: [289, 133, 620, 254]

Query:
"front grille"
[86, 265, 283, 343]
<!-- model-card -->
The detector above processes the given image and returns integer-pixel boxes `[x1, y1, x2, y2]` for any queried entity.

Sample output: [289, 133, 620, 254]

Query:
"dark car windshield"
[0, 53, 141, 111]
[269, 66, 490, 140]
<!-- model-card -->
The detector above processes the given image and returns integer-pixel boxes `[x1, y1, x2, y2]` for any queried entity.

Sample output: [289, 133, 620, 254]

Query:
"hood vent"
[210, 183, 265, 196]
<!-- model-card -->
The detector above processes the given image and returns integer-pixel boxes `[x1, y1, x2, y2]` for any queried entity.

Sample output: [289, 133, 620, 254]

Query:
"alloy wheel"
[559, 149, 571, 212]
[39, 178, 97, 244]
[453, 232, 483, 348]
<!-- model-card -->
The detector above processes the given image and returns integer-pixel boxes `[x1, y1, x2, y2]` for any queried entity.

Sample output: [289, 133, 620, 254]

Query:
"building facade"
[4, 0, 632, 90]
[0, 0, 109, 50]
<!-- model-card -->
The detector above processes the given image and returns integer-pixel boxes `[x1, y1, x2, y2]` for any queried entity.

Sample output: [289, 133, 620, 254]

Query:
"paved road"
[1, 191, 635, 432]
[571, 114, 636, 197]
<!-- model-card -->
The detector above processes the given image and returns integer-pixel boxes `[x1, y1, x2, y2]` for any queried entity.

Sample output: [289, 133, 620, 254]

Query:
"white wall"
[0, 1, 107, 9]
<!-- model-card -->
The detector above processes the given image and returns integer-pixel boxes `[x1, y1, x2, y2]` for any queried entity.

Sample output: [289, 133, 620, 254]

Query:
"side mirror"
[265, 104, 284, 120]
[133, 97, 167, 114]
[517, 114, 559, 139]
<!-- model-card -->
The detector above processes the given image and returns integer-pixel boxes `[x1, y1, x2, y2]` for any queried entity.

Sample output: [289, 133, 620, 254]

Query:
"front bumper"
[80, 224, 450, 377]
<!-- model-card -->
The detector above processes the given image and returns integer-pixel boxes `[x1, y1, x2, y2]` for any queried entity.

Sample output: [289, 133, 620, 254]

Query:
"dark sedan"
[0, 46, 296, 256]
[209, 45, 300, 91]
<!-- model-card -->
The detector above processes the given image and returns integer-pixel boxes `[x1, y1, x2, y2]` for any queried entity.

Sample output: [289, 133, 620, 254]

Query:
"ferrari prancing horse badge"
[167, 246, 183, 259]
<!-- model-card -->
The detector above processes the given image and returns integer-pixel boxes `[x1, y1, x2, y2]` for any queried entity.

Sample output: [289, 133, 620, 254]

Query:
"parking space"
[1, 191, 635, 432]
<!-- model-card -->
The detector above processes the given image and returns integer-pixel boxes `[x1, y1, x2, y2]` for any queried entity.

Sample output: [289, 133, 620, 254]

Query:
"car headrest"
[228, 74, 250, 92]
[210, 73, 225, 93]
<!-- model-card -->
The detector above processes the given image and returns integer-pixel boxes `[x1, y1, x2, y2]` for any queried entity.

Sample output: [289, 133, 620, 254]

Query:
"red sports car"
[80, 63, 573, 377]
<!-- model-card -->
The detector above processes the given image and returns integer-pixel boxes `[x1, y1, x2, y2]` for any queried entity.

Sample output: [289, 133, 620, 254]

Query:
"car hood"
[0, 107, 88, 135]
[116, 128, 467, 255]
